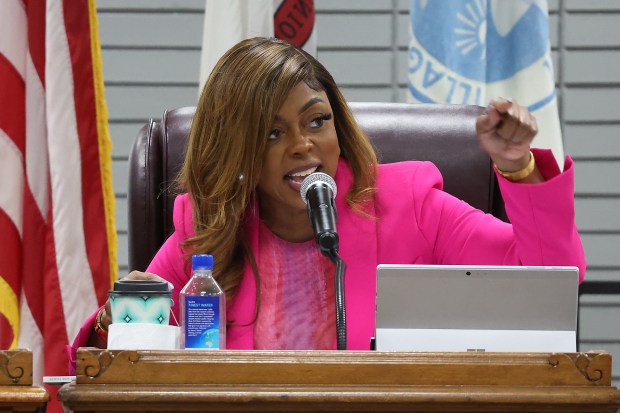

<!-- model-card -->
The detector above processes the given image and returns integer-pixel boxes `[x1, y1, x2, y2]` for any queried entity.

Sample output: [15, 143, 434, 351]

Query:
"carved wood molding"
[548, 352, 609, 385]
[75, 349, 614, 387]
[80, 349, 140, 380]
[0, 350, 33, 385]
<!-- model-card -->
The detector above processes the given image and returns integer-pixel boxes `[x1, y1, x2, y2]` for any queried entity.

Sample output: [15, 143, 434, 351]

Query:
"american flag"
[0, 0, 116, 408]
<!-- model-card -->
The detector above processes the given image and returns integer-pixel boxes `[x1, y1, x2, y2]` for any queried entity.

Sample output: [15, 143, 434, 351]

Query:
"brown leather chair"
[128, 103, 505, 272]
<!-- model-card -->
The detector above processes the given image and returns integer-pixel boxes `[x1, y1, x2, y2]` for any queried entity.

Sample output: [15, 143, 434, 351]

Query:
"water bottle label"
[184, 296, 220, 349]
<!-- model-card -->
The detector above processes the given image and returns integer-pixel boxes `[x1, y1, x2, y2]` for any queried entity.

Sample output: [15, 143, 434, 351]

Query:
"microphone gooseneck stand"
[324, 248, 347, 350]
[301, 173, 347, 350]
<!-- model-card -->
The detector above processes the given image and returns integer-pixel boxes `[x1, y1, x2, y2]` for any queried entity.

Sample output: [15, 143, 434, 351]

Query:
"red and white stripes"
[0, 0, 116, 392]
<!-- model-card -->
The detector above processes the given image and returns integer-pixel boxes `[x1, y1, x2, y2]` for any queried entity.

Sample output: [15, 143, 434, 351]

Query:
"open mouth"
[284, 165, 319, 184]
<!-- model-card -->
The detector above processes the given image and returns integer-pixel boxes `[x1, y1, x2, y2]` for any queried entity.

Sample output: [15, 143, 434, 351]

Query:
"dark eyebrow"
[274, 96, 325, 122]
[299, 97, 324, 114]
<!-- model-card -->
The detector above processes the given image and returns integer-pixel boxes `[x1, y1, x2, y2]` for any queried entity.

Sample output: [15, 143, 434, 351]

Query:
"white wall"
[97, 0, 620, 383]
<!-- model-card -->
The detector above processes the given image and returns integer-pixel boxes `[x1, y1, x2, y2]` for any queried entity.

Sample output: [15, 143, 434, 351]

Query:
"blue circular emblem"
[410, 0, 549, 82]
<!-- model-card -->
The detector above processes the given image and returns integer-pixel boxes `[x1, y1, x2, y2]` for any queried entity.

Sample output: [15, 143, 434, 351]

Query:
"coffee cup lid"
[110, 279, 171, 295]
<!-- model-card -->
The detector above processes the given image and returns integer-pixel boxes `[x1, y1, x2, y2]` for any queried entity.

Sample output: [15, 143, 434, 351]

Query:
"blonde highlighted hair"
[178, 37, 377, 307]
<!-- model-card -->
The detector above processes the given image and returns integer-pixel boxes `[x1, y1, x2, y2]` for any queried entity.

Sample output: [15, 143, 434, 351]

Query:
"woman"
[71, 37, 585, 357]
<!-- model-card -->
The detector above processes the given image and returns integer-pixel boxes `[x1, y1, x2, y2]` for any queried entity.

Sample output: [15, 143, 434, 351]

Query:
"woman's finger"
[511, 107, 538, 143]
[124, 271, 167, 283]
[497, 114, 519, 142]
[103, 300, 112, 328]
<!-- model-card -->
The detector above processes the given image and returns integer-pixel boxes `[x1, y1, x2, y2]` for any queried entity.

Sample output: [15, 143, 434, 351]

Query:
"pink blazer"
[70, 149, 585, 366]
[146, 149, 585, 350]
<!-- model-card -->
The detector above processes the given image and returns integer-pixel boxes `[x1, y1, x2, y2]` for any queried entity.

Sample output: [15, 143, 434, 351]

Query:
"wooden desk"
[59, 349, 620, 412]
[0, 350, 48, 413]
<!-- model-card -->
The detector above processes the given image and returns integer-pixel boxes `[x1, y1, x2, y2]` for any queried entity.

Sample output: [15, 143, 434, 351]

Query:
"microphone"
[300, 172, 339, 253]
[301, 172, 347, 350]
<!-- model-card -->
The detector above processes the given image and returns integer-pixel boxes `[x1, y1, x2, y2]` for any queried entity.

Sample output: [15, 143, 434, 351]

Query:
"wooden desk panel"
[58, 349, 620, 412]
[0, 350, 48, 413]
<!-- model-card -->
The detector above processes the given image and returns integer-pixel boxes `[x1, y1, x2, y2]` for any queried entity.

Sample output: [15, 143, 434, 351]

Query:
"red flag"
[274, 0, 315, 51]
[199, 0, 316, 90]
[0, 0, 116, 409]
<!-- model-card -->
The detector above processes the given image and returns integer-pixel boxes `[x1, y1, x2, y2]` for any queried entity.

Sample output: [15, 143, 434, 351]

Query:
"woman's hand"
[475, 97, 543, 183]
[88, 271, 167, 348]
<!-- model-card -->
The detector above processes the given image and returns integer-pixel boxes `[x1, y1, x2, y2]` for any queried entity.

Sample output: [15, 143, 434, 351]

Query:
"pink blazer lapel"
[226, 197, 259, 349]
[334, 158, 378, 349]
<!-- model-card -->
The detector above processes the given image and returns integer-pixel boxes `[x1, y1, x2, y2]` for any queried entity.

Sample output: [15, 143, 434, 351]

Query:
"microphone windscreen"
[300, 172, 337, 204]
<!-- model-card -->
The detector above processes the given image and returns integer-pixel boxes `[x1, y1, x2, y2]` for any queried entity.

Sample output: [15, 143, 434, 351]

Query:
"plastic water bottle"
[180, 254, 226, 349]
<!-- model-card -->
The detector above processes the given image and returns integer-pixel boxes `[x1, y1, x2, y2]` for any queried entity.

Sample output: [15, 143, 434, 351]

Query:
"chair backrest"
[128, 103, 505, 272]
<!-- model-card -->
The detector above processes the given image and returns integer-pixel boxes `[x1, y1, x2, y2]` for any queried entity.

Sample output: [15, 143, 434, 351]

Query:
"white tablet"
[375, 264, 579, 352]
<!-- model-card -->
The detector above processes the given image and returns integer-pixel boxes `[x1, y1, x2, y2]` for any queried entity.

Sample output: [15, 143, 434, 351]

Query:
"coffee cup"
[109, 279, 172, 325]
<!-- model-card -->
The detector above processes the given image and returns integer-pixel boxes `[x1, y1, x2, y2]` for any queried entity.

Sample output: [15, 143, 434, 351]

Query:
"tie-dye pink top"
[254, 222, 336, 349]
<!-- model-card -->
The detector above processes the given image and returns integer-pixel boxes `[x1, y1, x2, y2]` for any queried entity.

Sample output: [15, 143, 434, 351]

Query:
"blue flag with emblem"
[407, 0, 564, 163]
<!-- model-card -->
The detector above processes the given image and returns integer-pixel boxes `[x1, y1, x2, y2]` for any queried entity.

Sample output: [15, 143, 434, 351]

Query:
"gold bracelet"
[94, 307, 108, 340]
[496, 151, 535, 181]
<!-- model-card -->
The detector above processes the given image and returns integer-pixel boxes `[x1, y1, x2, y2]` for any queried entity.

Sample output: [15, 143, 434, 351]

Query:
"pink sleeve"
[496, 149, 585, 282]
[66, 308, 100, 375]
[146, 194, 194, 322]
[414, 149, 586, 282]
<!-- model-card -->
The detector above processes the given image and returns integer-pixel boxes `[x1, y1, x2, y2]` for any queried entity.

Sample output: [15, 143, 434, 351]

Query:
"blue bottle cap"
[192, 254, 214, 270]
